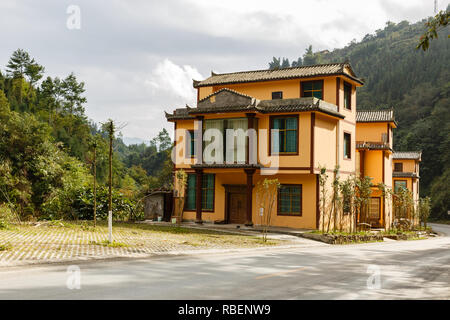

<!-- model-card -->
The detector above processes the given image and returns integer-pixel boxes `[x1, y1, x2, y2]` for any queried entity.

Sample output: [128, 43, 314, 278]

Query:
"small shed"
[144, 189, 173, 222]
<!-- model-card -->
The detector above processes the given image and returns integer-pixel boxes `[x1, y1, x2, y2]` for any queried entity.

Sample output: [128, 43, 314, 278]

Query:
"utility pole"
[106, 120, 114, 243]
[92, 138, 97, 228]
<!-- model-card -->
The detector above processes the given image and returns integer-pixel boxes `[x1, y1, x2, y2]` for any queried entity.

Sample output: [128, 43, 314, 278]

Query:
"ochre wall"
[364, 150, 383, 184]
[180, 171, 318, 229]
[201, 76, 343, 106]
[356, 122, 388, 143]
[314, 114, 337, 170]
[393, 159, 416, 173]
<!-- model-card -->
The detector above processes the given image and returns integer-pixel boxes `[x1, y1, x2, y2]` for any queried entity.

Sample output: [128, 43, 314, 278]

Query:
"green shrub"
[70, 186, 135, 221]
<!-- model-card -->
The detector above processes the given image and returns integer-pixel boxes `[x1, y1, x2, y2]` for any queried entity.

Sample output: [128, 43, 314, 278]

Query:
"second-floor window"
[394, 163, 403, 172]
[203, 118, 249, 163]
[344, 132, 351, 159]
[272, 91, 283, 99]
[344, 82, 352, 110]
[186, 130, 196, 158]
[301, 80, 323, 99]
[271, 116, 298, 154]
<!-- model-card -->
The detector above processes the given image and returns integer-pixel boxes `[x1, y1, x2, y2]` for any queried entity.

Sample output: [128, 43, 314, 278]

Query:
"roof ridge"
[208, 62, 348, 77]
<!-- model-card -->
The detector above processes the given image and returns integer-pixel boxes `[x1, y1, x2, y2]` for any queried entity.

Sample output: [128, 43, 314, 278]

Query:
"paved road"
[0, 224, 449, 300]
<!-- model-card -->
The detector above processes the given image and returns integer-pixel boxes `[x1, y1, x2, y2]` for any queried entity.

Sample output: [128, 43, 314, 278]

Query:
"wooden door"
[369, 197, 381, 227]
[228, 193, 247, 224]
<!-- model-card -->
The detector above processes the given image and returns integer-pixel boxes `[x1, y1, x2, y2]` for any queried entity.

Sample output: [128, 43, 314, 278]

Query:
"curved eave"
[357, 120, 398, 127]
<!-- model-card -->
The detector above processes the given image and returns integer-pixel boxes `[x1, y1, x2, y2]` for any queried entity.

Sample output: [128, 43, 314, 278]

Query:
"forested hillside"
[0, 49, 172, 221]
[268, 13, 449, 218]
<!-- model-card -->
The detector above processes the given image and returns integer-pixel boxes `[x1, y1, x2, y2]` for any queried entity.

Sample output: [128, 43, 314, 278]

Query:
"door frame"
[223, 184, 247, 223]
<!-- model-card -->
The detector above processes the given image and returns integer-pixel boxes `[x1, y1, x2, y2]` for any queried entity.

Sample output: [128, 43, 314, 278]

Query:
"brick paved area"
[0, 222, 297, 266]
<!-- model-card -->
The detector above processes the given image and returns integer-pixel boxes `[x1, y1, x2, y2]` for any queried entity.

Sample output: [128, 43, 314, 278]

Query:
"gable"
[197, 88, 256, 110]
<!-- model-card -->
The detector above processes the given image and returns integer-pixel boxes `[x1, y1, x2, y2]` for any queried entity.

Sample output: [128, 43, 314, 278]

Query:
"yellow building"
[392, 151, 422, 208]
[165, 62, 419, 230]
[355, 110, 396, 228]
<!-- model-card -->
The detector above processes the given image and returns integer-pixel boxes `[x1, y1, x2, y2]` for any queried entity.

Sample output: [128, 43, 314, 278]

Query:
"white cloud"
[146, 59, 203, 104]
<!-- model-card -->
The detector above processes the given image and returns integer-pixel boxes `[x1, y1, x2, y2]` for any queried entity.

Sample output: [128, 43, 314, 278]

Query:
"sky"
[0, 0, 447, 143]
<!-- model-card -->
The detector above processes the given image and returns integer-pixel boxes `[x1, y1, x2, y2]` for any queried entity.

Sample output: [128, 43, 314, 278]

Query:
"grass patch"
[0, 243, 12, 251]
[89, 240, 128, 248]
[0, 219, 10, 230]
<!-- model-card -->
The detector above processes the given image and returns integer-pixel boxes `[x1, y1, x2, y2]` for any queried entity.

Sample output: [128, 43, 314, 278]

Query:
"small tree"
[354, 176, 372, 231]
[377, 183, 393, 231]
[331, 166, 341, 232]
[318, 166, 328, 233]
[340, 176, 356, 233]
[418, 196, 431, 229]
[393, 186, 415, 230]
[174, 169, 187, 226]
[255, 178, 280, 242]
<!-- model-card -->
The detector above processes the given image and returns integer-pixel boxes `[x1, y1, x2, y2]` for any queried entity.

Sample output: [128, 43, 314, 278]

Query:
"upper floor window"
[270, 116, 298, 154]
[344, 132, 351, 159]
[278, 185, 302, 216]
[203, 118, 248, 163]
[344, 82, 352, 110]
[272, 91, 283, 99]
[394, 163, 403, 172]
[301, 80, 323, 99]
[186, 130, 196, 158]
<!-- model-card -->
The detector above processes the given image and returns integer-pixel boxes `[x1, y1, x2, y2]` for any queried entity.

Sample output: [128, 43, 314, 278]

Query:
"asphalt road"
[0, 223, 449, 300]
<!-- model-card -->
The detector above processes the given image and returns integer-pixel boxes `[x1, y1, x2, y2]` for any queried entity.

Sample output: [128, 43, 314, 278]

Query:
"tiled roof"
[165, 108, 195, 121]
[166, 89, 344, 120]
[193, 62, 363, 88]
[393, 151, 422, 160]
[356, 141, 391, 150]
[356, 110, 395, 123]
[257, 97, 342, 117]
[393, 172, 420, 179]
[186, 97, 343, 118]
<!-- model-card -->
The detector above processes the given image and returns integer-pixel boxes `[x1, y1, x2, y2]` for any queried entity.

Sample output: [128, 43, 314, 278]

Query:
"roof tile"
[194, 62, 363, 87]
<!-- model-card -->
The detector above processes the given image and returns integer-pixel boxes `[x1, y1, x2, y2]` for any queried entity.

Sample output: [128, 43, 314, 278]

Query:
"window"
[394, 163, 403, 172]
[301, 80, 323, 99]
[271, 116, 298, 154]
[185, 174, 197, 210]
[278, 185, 302, 215]
[186, 130, 196, 158]
[394, 180, 407, 193]
[272, 91, 283, 99]
[185, 173, 215, 211]
[203, 118, 248, 163]
[344, 132, 351, 159]
[201, 174, 215, 210]
[343, 82, 352, 110]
